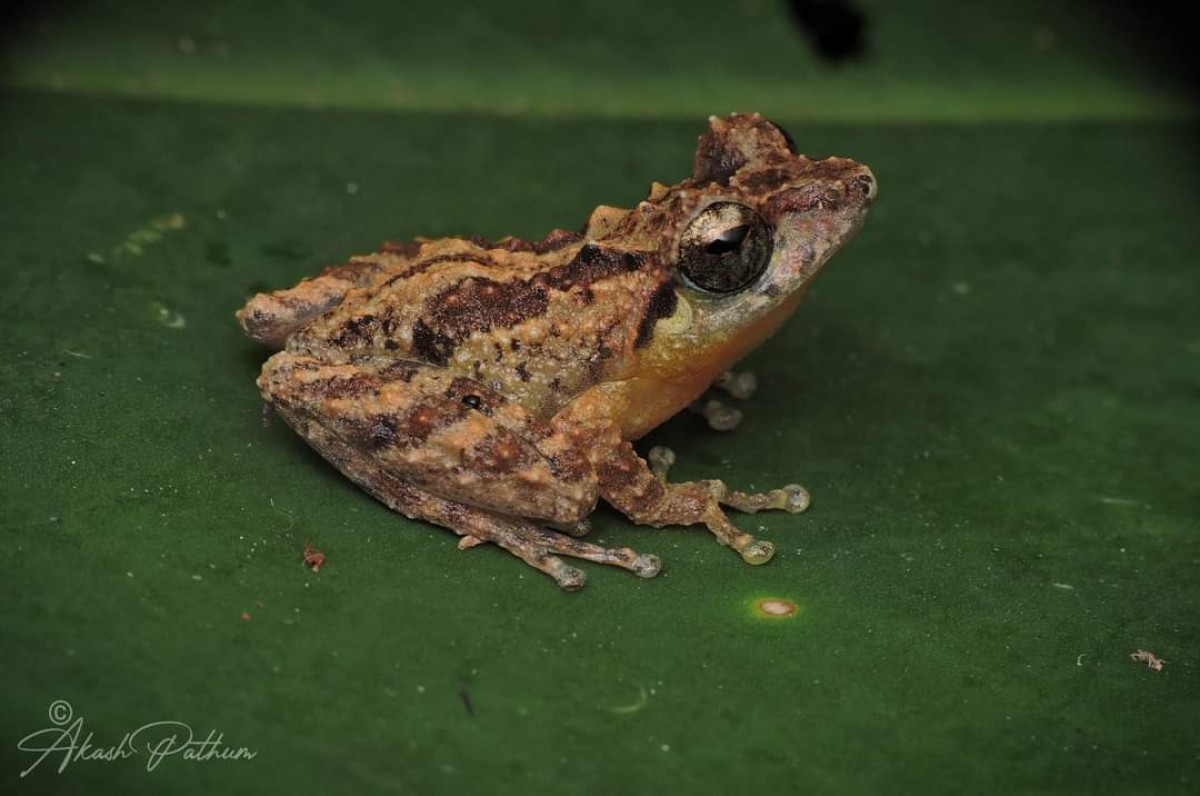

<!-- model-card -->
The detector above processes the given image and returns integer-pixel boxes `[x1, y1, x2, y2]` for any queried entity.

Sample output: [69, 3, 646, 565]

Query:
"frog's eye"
[677, 202, 773, 294]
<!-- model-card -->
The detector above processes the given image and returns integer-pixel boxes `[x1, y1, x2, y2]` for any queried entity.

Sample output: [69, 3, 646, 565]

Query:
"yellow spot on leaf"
[749, 596, 801, 620]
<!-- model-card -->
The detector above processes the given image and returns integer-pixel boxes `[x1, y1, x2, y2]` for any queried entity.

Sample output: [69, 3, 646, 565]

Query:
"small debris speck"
[303, 540, 326, 573]
[1130, 649, 1165, 671]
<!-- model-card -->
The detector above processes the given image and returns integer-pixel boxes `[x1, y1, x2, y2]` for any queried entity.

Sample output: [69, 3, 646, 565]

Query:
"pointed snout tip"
[853, 166, 878, 206]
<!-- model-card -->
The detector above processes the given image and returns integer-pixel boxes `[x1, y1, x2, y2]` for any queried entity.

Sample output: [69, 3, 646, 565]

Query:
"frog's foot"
[689, 370, 758, 431]
[714, 369, 758, 400]
[690, 398, 743, 431]
[459, 522, 662, 586]
[648, 446, 809, 515]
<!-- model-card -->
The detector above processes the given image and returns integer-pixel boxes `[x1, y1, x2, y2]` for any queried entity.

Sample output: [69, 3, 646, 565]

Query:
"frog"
[236, 113, 875, 590]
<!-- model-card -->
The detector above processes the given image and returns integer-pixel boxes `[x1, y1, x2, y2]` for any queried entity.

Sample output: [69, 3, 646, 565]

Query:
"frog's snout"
[852, 167, 878, 205]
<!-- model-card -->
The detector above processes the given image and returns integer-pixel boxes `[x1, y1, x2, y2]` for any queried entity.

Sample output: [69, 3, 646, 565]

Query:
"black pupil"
[706, 225, 749, 255]
[462, 395, 482, 409]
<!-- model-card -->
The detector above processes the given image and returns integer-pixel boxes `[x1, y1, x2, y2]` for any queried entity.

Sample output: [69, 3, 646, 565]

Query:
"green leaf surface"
[2, 1, 1198, 793]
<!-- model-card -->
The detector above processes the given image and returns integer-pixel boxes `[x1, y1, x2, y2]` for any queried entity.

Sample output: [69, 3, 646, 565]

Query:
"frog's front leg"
[689, 369, 759, 431]
[258, 352, 660, 589]
[648, 446, 809, 514]
[553, 407, 801, 565]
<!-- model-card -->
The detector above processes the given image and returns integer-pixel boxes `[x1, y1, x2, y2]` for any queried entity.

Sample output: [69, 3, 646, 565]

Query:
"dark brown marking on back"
[540, 244, 647, 293]
[332, 314, 377, 348]
[420, 252, 495, 269]
[378, 251, 493, 289]
[501, 228, 584, 254]
[369, 417, 397, 448]
[325, 373, 382, 400]
[317, 260, 389, 285]
[422, 278, 550, 345]
[408, 243, 653, 361]
[376, 362, 419, 382]
[411, 319, 455, 366]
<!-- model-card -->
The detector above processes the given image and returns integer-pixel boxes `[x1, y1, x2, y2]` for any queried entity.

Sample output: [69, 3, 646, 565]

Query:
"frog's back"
[288, 233, 672, 417]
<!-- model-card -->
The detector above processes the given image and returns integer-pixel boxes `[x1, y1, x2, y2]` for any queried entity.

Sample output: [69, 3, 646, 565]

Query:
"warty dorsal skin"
[235, 113, 875, 589]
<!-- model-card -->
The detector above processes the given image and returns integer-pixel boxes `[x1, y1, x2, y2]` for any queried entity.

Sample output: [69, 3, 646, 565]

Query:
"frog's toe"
[631, 553, 663, 578]
[647, 446, 676, 481]
[520, 525, 662, 582]
[721, 483, 810, 514]
[780, 484, 810, 513]
[548, 560, 588, 592]
[737, 539, 775, 566]
[693, 398, 743, 431]
[715, 369, 758, 400]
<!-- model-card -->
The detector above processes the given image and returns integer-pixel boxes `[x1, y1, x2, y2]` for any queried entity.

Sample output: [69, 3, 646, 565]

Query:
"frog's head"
[641, 113, 875, 376]
[682, 113, 875, 298]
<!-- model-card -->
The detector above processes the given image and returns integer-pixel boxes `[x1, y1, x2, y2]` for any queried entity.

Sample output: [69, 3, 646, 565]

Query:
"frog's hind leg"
[273, 403, 659, 590]
[259, 352, 661, 589]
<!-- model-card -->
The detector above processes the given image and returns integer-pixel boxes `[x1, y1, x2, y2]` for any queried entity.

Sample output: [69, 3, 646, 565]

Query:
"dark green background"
[3, 1, 1197, 792]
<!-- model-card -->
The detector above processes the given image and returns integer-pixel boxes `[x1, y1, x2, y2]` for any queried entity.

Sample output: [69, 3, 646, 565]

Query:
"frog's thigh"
[269, 409, 591, 588]
[259, 352, 598, 524]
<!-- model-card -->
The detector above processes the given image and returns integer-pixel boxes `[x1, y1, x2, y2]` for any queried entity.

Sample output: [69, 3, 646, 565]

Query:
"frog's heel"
[236, 255, 404, 348]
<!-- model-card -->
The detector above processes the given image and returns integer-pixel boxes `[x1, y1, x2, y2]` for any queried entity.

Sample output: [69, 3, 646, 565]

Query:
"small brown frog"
[237, 113, 875, 590]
